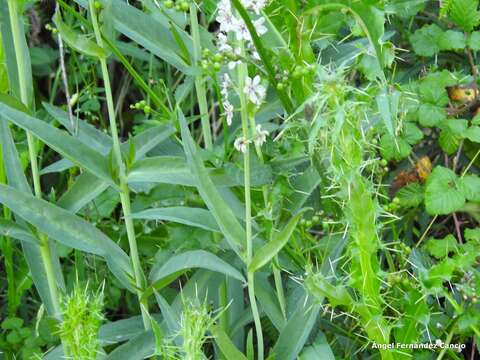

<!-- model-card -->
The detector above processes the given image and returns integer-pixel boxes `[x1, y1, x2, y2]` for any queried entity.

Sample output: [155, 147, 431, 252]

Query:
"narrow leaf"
[131, 206, 220, 232]
[149, 250, 245, 286]
[249, 209, 307, 273]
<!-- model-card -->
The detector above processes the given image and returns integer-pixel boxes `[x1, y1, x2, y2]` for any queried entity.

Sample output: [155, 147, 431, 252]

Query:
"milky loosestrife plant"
[2, 0, 480, 359]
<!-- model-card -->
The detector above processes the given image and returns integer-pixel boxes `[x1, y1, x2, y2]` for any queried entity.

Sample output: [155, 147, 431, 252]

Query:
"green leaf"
[0, 183, 134, 289]
[438, 119, 467, 154]
[380, 134, 411, 161]
[299, 333, 335, 360]
[418, 71, 456, 105]
[57, 172, 109, 214]
[410, 24, 443, 56]
[110, 0, 193, 74]
[438, 30, 466, 51]
[0, 102, 115, 187]
[0, 119, 65, 317]
[403, 122, 424, 145]
[449, 0, 480, 32]
[178, 110, 245, 258]
[272, 298, 320, 360]
[0, 218, 37, 244]
[130, 206, 220, 233]
[424, 234, 458, 258]
[105, 331, 155, 360]
[417, 103, 446, 127]
[53, 10, 107, 59]
[210, 325, 249, 360]
[127, 156, 195, 186]
[425, 166, 465, 215]
[468, 31, 480, 50]
[396, 183, 424, 208]
[464, 125, 480, 142]
[249, 209, 307, 272]
[149, 250, 245, 288]
[458, 175, 480, 201]
[0, 0, 34, 108]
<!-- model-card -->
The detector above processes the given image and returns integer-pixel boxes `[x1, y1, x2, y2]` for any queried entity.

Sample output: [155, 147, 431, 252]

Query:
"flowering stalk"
[190, 2, 213, 149]
[88, 0, 150, 330]
[238, 58, 264, 360]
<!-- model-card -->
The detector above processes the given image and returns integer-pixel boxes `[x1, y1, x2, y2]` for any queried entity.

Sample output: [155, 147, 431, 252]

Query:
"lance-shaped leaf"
[0, 102, 115, 186]
[248, 209, 307, 273]
[149, 250, 245, 288]
[178, 110, 245, 258]
[131, 206, 220, 232]
[53, 10, 107, 59]
[0, 183, 134, 289]
[0, 218, 37, 245]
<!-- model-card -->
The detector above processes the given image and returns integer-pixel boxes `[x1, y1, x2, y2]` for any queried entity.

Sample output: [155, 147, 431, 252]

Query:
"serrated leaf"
[380, 134, 411, 161]
[396, 183, 424, 208]
[468, 31, 480, 50]
[425, 166, 465, 215]
[424, 234, 458, 258]
[438, 30, 466, 50]
[410, 24, 443, 56]
[458, 175, 480, 201]
[417, 103, 447, 127]
[449, 0, 480, 32]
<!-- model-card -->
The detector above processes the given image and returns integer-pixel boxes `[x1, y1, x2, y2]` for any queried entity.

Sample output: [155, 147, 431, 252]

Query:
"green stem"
[238, 60, 264, 360]
[190, 3, 212, 149]
[7, 0, 61, 319]
[89, 0, 150, 330]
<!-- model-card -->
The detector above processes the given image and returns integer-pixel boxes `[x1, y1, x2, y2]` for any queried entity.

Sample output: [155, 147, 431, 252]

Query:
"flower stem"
[89, 0, 150, 330]
[190, 3, 213, 149]
[7, 0, 62, 319]
[238, 60, 264, 360]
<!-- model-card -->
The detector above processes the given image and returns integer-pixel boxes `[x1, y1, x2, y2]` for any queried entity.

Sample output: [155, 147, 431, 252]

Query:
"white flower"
[241, 0, 253, 7]
[217, 32, 232, 53]
[234, 136, 250, 153]
[244, 75, 266, 105]
[223, 100, 234, 126]
[251, 0, 267, 14]
[221, 73, 231, 97]
[216, 0, 238, 33]
[247, 42, 261, 60]
[254, 124, 269, 146]
[234, 19, 251, 41]
[253, 17, 267, 35]
[228, 47, 242, 69]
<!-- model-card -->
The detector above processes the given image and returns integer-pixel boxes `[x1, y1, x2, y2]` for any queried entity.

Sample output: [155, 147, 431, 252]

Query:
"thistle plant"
[58, 282, 104, 359]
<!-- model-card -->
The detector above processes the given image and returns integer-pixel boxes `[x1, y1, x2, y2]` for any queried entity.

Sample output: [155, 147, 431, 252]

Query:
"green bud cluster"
[129, 100, 151, 114]
[45, 24, 58, 35]
[299, 210, 324, 229]
[200, 48, 238, 73]
[385, 197, 401, 212]
[163, 0, 189, 12]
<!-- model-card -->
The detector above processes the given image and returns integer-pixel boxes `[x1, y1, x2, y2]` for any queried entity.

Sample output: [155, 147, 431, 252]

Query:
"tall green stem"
[238, 60, 263, 360]
[7, 0, 61, 318]
[190, 3, 212, 149]
[89, 0, 150, 329]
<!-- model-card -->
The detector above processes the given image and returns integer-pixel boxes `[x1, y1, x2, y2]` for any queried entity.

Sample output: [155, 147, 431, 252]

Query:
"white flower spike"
[244, 75, 266, 105]
[234, 136, 250, 153]
[253, 17, 267, 36]
[223, 100, 234, 126]
[254, 124, 269, 146]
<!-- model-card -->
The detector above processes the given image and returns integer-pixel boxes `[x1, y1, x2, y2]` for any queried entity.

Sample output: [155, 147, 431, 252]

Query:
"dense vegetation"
[0, 0, 480, 358]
